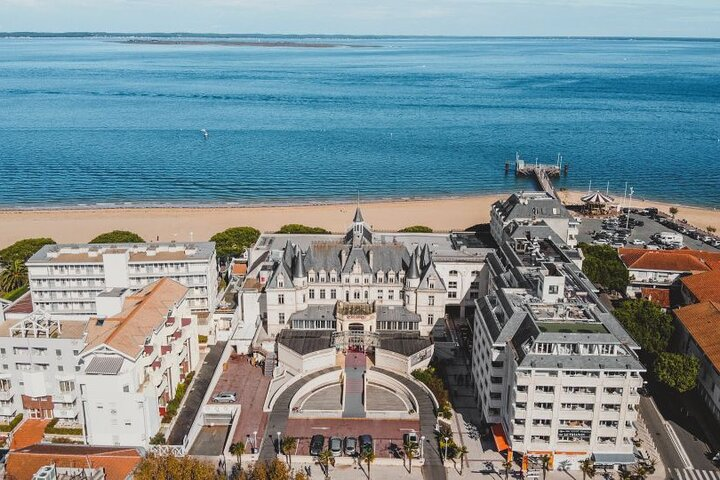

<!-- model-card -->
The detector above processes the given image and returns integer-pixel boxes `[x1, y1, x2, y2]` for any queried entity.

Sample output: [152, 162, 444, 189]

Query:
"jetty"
[507, 152, 568, 199]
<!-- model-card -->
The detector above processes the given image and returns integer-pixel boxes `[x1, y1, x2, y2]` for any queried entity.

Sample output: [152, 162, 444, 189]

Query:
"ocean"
[0, 35, 719, 208]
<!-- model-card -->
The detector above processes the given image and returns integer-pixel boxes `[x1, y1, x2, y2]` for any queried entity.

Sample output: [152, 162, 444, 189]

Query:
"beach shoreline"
[0, 191, 718, 248]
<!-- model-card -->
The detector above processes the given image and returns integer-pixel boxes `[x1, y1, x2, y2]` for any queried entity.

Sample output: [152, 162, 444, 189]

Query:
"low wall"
[365, 370, 419, 420]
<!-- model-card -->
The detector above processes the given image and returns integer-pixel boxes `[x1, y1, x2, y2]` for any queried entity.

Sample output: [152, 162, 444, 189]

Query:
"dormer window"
[278, 274, 284, 288]
[388, 272, 395, 283]
[449, 270, 459, 276]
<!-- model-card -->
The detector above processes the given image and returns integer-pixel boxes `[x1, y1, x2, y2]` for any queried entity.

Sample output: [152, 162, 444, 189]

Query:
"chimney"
[340, 249, 348, 267]
[368, 250, 374, 270]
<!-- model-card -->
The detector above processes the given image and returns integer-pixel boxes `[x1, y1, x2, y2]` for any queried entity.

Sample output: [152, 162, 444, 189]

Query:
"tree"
[402, 440, 418, 474]
[708, 226, 717, 234]
[0, 260, 28, 292]
[399, 225, 433, 233]
[317, 449, 335, 480]
[617, 469, 632, 480]
[281, 436, 297, 467]
[359, 448, 376, 480]
[149, 432, 166, 445]
[502, 458, 513, 480]
[540, 455, 551, 480]
[578, 243, 629, 292]
[456, 445, 469, 475]
[633, 464, 649, 480]
[134, 453, 221, 480]
[232, 459, 305, 480]
[580, 459, 596, 480]
[669, 207, 679, 219]
[211, 227, 261, 258]
[0, 237, 55, 264]
[654, 352, 700, 393]
[230, 441, 246, 469]
[613, 299, 674, 357]
[277, 224, 330, 234]
[90, 230, 145, 243]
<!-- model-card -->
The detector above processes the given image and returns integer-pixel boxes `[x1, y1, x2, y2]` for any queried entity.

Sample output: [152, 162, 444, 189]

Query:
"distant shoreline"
[121, 39, 370, 48]
[1, 191, 717, 249]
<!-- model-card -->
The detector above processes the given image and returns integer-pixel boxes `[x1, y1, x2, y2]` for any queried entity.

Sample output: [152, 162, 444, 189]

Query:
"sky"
[0, 0, 719, 37]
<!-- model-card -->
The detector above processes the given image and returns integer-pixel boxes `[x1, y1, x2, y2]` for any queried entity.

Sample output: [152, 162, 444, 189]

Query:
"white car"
[212, 392, 237, 403]
[631, 239, 646, 246]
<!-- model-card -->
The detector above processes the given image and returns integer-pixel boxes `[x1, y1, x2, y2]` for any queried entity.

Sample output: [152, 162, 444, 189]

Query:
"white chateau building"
[237, 208, 493, 345]
[472, 218, 644, 470]
[25, 242, 218, 317]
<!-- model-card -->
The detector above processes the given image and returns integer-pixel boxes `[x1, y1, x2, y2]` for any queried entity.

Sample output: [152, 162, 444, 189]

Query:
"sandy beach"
[1, 192, 718, 248]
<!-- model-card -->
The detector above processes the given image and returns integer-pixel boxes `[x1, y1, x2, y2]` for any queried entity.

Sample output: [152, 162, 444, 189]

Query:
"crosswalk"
[672, 468, 720, 480]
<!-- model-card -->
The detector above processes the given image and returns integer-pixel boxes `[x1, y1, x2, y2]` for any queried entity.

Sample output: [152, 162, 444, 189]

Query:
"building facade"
[26, 242, 217, 317]
[472, 221, 644, 470]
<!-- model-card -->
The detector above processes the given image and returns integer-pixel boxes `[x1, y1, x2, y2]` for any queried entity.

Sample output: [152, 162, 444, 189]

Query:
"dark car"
[359, 434, 373, 454]
[310, 435, 325, 456]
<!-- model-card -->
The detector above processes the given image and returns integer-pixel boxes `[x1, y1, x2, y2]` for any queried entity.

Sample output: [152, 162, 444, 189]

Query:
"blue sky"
[1, 0, 719, 37]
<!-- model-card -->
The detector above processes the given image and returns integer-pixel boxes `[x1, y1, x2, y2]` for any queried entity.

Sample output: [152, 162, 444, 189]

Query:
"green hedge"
[0, 413, 23, 432]
[45, 417, 83, 436]
[1, 285, 29, 301]
[162, 371, 196, 423]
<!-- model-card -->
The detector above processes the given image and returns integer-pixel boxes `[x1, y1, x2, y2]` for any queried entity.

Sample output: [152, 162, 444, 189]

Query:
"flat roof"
[277, 330, 334, 355]
[27, 242, 215, 264]
[0, 317, 87, 339]
[537, 322, 608, 334]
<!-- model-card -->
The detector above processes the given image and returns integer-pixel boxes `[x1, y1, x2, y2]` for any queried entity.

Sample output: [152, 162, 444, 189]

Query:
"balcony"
[0, 390, 14, 402]
[54, 408, 78, 419]
[181, 317, 192, 327]
[160, 345, 172, 355]
[53, 391, 76, 403]
[165, 317, 176, 327]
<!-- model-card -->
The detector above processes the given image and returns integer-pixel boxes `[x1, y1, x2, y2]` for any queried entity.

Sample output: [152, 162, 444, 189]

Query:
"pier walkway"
[514, 155, 563, 199]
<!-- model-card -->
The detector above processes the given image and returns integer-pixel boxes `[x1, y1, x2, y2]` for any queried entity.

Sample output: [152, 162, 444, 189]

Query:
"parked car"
[344, 437, 358, 456]
[212, 392, 237, 403]
[359, 435, 374, 454]
[329, 437, 343, 457]
[310, 435, 325, 456]
[631, 239, 646, 246]
[403, 432, 420, 455]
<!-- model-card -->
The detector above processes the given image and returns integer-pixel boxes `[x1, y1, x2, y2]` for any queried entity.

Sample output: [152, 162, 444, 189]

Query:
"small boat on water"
[201, 129, 209, 140]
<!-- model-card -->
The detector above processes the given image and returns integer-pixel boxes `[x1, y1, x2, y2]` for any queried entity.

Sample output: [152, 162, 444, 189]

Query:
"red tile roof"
[232, 263, 247, 275]
[640, 288, 671, 308]
[10, 419, 50, 450]
[619, 248, 719, 273]
[6, 444, 141, 480]
[681, 270, 720, 303]
[4, 291, 34, 314]
[675, 302, 720, 371]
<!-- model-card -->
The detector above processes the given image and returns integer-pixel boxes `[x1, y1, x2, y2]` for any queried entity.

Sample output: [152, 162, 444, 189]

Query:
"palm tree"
[646, 458, 657, 474]
[580, 459, 596, 480]
[317, 449, 335, 480]
[229, 441, 245, 469]
[457, 446, 469, 475]
[501, 458, 513, 480]
[540, 455, 551, 480]
[0, 259, 27, 292]
[359, 448, 376, 480]
[402, 441, 418, 474]
[633, 464, 649, 480]
[617, 469, 632, 480]
[281, 436, 297, 467]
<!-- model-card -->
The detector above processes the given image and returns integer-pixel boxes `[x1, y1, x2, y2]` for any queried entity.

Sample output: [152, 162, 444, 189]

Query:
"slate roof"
[277, 329, 334, 355]
[494, 192, 574, 222]
[378, 331, 432, 356]
[376, 305, 421, 324]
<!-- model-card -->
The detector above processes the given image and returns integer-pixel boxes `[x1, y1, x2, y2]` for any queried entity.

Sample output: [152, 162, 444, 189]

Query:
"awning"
[592, 452, 636, 465]
[491, 423, 510, 452]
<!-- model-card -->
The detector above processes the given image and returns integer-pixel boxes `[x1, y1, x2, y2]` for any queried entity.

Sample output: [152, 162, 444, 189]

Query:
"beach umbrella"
[581, 191, 615, 204]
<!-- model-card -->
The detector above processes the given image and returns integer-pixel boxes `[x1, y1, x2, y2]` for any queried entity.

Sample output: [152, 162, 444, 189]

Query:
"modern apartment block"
[26, 242, 218, 317]
[490, 191, 580, 248]
[78, 278, 199, 447]
[472, 220, 644, 470]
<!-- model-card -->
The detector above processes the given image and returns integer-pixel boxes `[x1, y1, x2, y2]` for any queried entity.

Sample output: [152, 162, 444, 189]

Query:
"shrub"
[150, 432, 166, 445]
[51, 437, 81, 444]
[277, 224, 330, 234]
[0, 238, 55, 264]
[45, 418, 83, 435]
[399, 225, 433, 233]
[162, 372, 195, 423]
[412, 366, 451, 417]
[210, 227, 260, 258]
[0, 414, 23, 432]
[90, 230, 145, 243]
[578, 243, 629, 292]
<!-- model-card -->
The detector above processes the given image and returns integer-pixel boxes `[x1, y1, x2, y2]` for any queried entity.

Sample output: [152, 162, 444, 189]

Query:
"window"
[448, 292, 457, 299]
[449, 270, 458, 276]
[428, 296, 435, 306]
[448, 281, 457, 289]
[123, 385, 130, 393]
[58, 365, 64, 372]
[549, 285, 559, 294]
[320, 289, 326, 299]
[353, 291, 361, 300]
[55, 349, 62, 356]
[309, 290, 315, 299]
[427, 314, 434, 325]
[377, 290, 383, 300]
[388, 290, 394, 300]
[0, 348, 5, 355]
[364, 291, 369, 300]
[330, 289, 337, 299]
[278, 313, 286, 324]
[278, 294, 285, 304]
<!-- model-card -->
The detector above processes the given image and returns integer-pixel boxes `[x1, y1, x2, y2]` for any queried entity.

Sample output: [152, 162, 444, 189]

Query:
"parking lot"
[283, 418, 421, 458]
[577, 210, 720, 252]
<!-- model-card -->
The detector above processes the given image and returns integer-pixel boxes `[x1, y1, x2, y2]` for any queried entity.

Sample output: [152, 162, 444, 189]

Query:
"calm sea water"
[1, 36, 719, 208]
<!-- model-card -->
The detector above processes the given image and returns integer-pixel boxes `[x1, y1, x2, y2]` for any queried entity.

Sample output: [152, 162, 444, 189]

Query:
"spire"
[292, 249, 306, 279]
[420, 244, 430, 269]
[406, 251, 420, 280]
[353, 207, 364, 223]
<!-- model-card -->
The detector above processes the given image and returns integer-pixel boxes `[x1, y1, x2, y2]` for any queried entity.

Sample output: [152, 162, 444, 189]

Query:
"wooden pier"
[507, 153, 568, 199]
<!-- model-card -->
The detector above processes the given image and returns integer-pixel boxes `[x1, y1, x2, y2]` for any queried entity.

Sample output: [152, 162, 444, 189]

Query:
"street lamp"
[626, 187, 635, 229]
[420, 435, 425, 459]
[253, 431, 258, 453]
[443, 436, 449, 461]
[277, 431, 282, 454]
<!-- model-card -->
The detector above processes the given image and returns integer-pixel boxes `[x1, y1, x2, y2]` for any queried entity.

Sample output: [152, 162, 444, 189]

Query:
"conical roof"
[581, 191, 614, 204]
[406, 251, 420, 280]
[292, 250, 306, 278]
[353, 207, 364, 223]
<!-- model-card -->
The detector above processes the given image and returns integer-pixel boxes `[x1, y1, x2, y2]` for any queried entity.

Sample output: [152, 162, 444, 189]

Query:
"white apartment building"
[491, 191, 580, 248]
[237, 208, 493, 344]
[26, 242, 218, 318]
[78, 278, 199, 447]
[0, 312, 86, 422]
[472, 221, 644, 470]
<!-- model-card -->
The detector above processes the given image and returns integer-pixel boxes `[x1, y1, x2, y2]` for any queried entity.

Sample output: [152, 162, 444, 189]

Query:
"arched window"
[449, 270, 459, 276]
